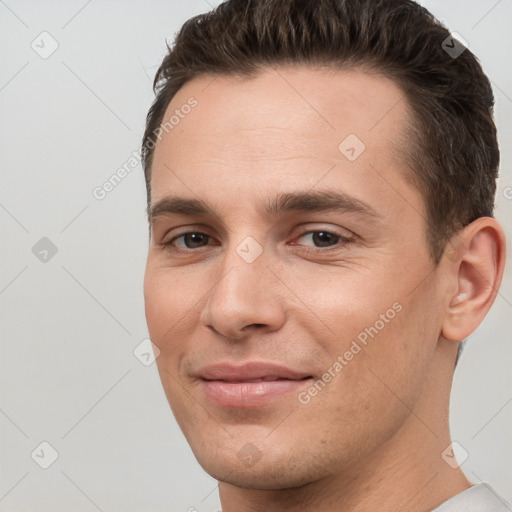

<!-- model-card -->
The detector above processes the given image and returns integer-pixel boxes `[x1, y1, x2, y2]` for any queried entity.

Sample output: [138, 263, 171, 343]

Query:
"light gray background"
[1, 1, 511, 510]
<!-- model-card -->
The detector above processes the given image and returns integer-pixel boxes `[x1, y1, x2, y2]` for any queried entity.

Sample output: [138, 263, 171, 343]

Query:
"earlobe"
[441, 218, 506, 342]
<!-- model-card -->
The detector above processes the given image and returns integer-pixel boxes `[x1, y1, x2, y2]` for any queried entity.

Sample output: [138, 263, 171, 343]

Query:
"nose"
[199, 243, 286, 341]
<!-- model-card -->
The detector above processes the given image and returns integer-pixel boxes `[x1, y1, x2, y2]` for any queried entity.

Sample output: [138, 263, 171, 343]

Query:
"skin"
[143, 66, 506, 512]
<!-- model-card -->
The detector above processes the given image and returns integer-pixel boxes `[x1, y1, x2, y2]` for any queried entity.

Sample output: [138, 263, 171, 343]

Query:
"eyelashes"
[291, 230, 354, 251]
[162, 228, 356, 254]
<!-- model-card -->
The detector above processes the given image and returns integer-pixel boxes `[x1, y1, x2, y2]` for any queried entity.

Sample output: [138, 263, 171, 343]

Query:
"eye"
[166, 232, 212, 250]
[162, 228, 355, 254]
[291, 229, 355, 251]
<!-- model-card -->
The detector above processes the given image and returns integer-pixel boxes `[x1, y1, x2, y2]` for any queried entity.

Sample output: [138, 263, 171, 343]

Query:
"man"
[141, 0, 510, 510]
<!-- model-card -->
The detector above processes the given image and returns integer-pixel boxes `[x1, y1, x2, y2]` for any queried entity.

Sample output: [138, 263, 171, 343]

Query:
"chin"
[189, 438, 338, 491]
[203, 460, 315, 490]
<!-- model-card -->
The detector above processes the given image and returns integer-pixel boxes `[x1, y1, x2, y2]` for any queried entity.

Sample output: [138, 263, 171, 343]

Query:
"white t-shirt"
[218, 483, 511, 510]
[433, 483, 512, 511]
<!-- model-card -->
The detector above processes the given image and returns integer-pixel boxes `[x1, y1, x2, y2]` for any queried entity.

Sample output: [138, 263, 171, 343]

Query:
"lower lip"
[201, 379, 311, 408]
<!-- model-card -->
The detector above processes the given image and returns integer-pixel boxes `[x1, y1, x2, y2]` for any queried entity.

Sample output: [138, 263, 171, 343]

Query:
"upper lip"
[196, 362, 312, 382]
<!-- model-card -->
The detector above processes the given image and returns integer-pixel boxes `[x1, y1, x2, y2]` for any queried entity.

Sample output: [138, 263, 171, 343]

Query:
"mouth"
[209, 376, 310, 383]
[196, 362, 314, 408]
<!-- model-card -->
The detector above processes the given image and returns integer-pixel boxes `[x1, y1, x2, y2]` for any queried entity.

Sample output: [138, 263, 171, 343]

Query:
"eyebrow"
[149, 190, 383, 222]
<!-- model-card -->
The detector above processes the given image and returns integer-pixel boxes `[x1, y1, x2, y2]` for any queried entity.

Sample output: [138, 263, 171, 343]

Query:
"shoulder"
[433, 483, 512, 512]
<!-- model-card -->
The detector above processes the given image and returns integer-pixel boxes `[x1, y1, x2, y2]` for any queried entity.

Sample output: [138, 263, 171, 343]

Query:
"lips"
[196, 362, 313, 408]
[198, 362, 311, 382]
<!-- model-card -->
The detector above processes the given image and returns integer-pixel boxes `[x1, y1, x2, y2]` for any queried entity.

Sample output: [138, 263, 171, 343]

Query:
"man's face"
[144, 67, 446, 488]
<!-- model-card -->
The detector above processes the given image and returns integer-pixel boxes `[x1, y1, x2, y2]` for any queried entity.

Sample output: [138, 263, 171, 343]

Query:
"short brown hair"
[141, 0, 499, 265]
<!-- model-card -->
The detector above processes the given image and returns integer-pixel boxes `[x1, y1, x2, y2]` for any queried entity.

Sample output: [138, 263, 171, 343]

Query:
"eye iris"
[184, 233, 208, 248]
[313, 231, 339, 247]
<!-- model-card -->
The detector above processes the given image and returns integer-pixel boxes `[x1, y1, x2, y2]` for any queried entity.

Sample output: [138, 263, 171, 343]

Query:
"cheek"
[143, 275, 170, 343]
[352, 281, 442, 411]
[144, 268, 198, 421]
[143, 266, 197, 362]
[308, 264, 438, 397]
[144, 260, 193, 320]
[292, 272, 402, 356]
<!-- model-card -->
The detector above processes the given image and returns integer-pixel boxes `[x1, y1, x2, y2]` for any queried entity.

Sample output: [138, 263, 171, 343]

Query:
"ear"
[441, 217, 506, 342]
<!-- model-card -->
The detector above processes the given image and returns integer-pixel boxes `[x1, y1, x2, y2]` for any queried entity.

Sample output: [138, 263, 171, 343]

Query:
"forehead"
[150, 66, 420, 222]
[155, 66, 408, 156]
